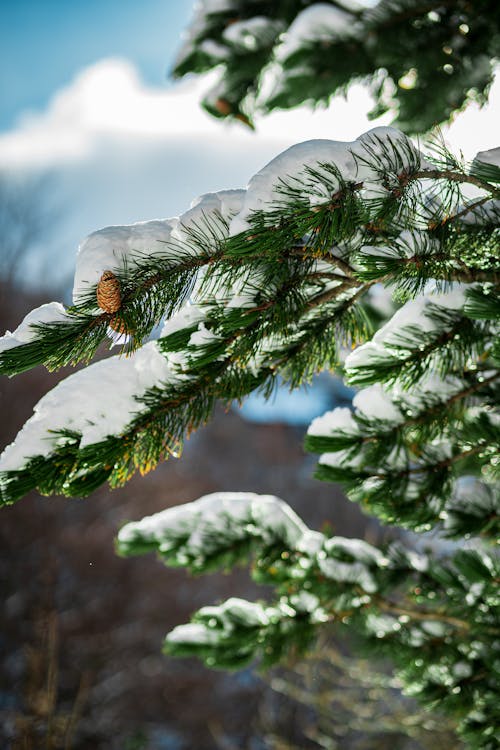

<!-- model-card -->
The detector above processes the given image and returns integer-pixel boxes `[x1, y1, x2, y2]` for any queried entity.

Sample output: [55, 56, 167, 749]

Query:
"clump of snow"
[459, 199, 500, 226]
[198, 39, 230, 60]
[360, 230, 438, 262]
[199, 598, 269, 629]
[201, 0, 235, 11]
[0, 302, 69, 352]
[118, 492, 310, 558]
[73, 190, 245, 305]
[326, 536, 385, 566]
[367, 284, 396, 318]
[307, 407, 358, 436]
[350, 127, 422, 198]
[446, 476, 496, 516]
[353, 383, 404, 423]
[344, 340, 388, 371]
[472, 147, 500, 168]
[226, 127, 418, 237]
[346, 287, 468, 372]
[160, 303, 207, 339]
[73, 219, 176, 303]
[318, 537, 383, 593]
[275, 4, 354, 61]
[392, 373, 463, 413]
[166, 622, 220, 646]
[319, 448, 364, 470]
[223, 17, 283, 51]
[188, 322, 220, 349]
[229, 139, 359, 235]
[0, 341, 174, 472]
[296, 530, 325, 556]
[171, 189, 245, 244]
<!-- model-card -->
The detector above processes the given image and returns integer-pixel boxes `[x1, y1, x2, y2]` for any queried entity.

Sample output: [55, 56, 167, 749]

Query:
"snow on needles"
[229, 127, 420, 234]
[275, 4, 355, 61]
[118, 491, 389, 595]
[0, 127, 438, 474]
[0, 342, 174, 472]
[5, 127, 419, 309]
[346, 287, 468, 371]
[117, 492, 310, 557]
[73, 189, 246, 303]
[0, 303, 70, 352]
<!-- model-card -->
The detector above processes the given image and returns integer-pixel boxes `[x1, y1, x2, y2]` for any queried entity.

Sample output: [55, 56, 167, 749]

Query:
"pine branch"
[116, 492, 500, 742]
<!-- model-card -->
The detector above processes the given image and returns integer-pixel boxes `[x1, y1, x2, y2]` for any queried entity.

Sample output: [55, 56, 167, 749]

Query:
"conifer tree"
[1, 4, 499, 748]
[172, 0, 500, 133]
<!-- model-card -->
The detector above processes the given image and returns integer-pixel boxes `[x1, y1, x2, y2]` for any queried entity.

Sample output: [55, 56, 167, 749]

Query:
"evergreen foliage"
[172, 0, 500, 133]
[0, 126, 498, 747]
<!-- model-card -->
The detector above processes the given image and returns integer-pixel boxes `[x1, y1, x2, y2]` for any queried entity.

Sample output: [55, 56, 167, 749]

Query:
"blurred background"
[0, 1, 498, 748]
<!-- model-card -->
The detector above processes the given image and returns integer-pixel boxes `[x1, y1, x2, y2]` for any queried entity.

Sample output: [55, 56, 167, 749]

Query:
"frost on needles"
[0, 127, 499, 747]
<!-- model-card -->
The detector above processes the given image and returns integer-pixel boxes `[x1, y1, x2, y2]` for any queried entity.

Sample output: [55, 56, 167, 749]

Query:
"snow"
[230, 128, 416, 236]
[188, 322, 220, 349]
[222, 17, 283, 51]
[160, 303, 207, 339]
[307, 406, 358, 436]
[0, 302, 69, 352]
[318, 535, 382, 592]
[23, 127, 420, 322]
[251, 494, 309, 547]
[0, 341, 173, 471]
[367, 284, 395, 318]
[353, 384, 404, 423]
[459, 199, 500, 225]
[73, 190, 245, 304]
[201, 0, 235, 12]
[318, 555, 379, 592]
[446, 476, 496, 515]
[118, 492, 309, 557]
[229, 139, 359, 235]
[290, 591, 320, 613]
[198, 39, 230, 60]
[166, 622, 220, 646]
[200, 597, 269, 628]
[350, 126, 423, 197]
[360, 230, 437, 261]
[366, 613, 399, 637]
[392, 373, 463, 410]
[346, 288, 468, 372]
[452, 661, 473, 680]
[276, 4, 354, 61]
[170, 189, 245, 244]
[319, 448, 364, 470]
[373, 295, 436, 344]
[473, 147, 500, 168]
[73, 219, 176, 303]
[295, 530, 325, 556]
[345, 340, 388, 370]
[325, 536, 385, 566]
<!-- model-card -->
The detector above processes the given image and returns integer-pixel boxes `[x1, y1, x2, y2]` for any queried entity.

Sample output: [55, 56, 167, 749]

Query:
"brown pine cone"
[97, 270, 122, 313]
[109, 315, 129, 335]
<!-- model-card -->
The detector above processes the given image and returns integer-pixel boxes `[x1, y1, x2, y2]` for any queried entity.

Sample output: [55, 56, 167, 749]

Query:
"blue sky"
[0, 0, 192, 130]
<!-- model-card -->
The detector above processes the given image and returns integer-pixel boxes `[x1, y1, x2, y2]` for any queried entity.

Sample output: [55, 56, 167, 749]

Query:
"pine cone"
[109, 315, 129, 335]
[97, 270, 122, 313]
[214, 97, 232, 116]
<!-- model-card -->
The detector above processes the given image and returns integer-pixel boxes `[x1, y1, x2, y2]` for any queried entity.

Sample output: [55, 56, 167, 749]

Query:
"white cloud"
[0, 57, 392, 169]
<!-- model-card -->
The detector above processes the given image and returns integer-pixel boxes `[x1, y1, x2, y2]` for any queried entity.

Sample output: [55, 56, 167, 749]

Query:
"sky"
[0, 0, 192, 130]
[0, 0, 499, 290]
